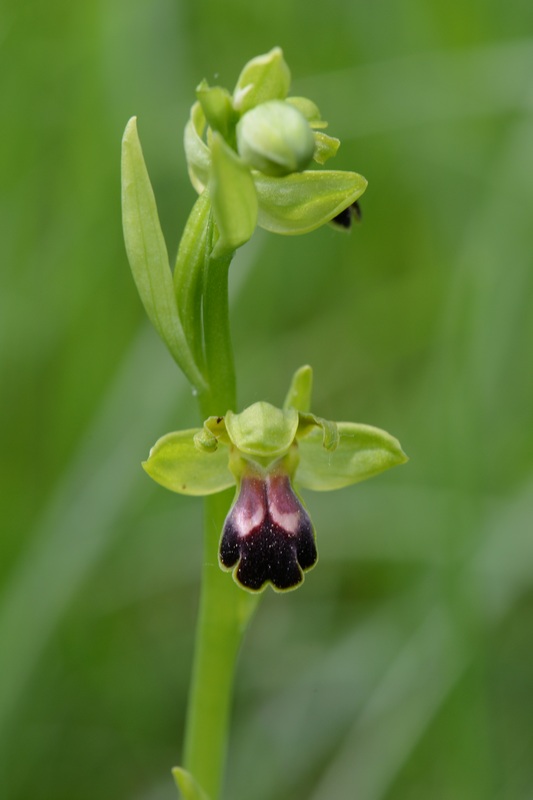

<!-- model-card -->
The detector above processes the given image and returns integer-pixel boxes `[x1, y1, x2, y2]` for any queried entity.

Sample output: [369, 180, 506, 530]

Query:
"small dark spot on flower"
[216, 416, 223, 423]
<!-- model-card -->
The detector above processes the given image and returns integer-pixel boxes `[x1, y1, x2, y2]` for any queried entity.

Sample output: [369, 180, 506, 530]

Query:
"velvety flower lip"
[219, 466, 317, 592]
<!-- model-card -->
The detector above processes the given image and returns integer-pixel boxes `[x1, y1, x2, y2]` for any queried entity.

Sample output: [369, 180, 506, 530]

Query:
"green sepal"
[225, 402, 299, 458]
[285, 96, 328, 129]
[121, 117, 205, 390]
[255, 169, 368, 235]
[172, 767, 210, 800]
[142, 429, 234, 496]
[184, 102, 211, 193]
[209, 133, 258, 257]
[196, 81, 236, 141]
[233, 47, 291, 113]
[283, 365, 313, 413]
[313, 132, 340, 165]
[296, 422, 408, 491]
[173, 189, 211, 368]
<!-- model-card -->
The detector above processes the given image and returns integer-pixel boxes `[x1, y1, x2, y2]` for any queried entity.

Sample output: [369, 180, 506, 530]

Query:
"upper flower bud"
[236, 100, 316, 177]
[177, 48, 369, 252]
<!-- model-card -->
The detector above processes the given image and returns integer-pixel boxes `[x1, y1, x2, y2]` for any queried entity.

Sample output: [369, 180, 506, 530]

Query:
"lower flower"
[142, 365, 408, 594]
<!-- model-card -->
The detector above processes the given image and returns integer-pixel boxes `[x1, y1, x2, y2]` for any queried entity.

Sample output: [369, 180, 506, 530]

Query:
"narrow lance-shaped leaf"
[121, 117, 206, 390]
[172, 767, 211, 800]
[255, 169, 368, 235]
[296, 422, 408, 491]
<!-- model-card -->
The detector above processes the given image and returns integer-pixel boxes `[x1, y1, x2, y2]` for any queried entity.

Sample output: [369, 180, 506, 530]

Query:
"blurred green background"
[2, 1, 533, 798]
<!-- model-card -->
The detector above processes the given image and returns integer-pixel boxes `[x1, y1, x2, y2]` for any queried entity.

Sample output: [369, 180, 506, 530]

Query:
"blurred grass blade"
[308, 606, 465, 800]
[121, 117, 206, 390]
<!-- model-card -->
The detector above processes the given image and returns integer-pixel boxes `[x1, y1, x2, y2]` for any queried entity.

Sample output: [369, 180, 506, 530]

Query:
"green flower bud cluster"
[185, 47, 368, 256]
[121, 48, 370, 397]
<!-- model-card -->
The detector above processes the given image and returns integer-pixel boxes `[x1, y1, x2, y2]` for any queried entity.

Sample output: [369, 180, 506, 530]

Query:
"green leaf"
[296, 422, 408, 491]
[233, 46, 291, 113]
[209, 133, 258, 257]
[283, 365, 313, 412]
[225, 402, 299, 458]
[142, 429, 234, 496]
[196, 81, 236, 140]
[172, 767, 211, 800]
[255, 169, 367, 235]
[121, 117, 205, 390]
[313, 131, 340, 165]
[184, 102, 211, 193]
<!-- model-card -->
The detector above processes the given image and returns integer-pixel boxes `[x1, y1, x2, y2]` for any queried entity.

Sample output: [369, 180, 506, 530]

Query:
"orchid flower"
[143, 366, 407, 592]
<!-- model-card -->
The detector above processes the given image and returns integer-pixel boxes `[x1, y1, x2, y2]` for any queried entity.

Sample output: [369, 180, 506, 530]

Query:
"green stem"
[182, 240, 258, 799]
[199, 228, 236, 416]
[183, 491, 258, 798]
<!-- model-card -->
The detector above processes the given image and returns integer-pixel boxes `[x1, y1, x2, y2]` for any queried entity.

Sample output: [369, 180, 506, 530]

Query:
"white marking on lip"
[234, 503, 265, 536]
[232, 477, 267, 537]
[269, 506, 299, 533]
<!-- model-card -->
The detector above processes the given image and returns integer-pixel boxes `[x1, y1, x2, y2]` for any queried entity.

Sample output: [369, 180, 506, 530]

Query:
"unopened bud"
[236, 100, 315, 177]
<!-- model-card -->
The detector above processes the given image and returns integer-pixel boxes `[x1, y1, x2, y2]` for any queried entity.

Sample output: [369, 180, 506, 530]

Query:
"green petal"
[233, 47, 291, 113]
[225, 402, 299, 458]
[298, 412, 339, 451]
[210, 133, 258, 257]
[142, 429, 234, 496]
[255, 170, 367, 235]
[283, 365, 313, 412]
[184, 102, 211, 193]
[296, 422, 408, 491]
[313, 131, 340, 165]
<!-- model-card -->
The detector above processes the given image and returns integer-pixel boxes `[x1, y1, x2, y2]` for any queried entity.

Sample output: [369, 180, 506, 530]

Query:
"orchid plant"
[121, 47, 407, 800]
